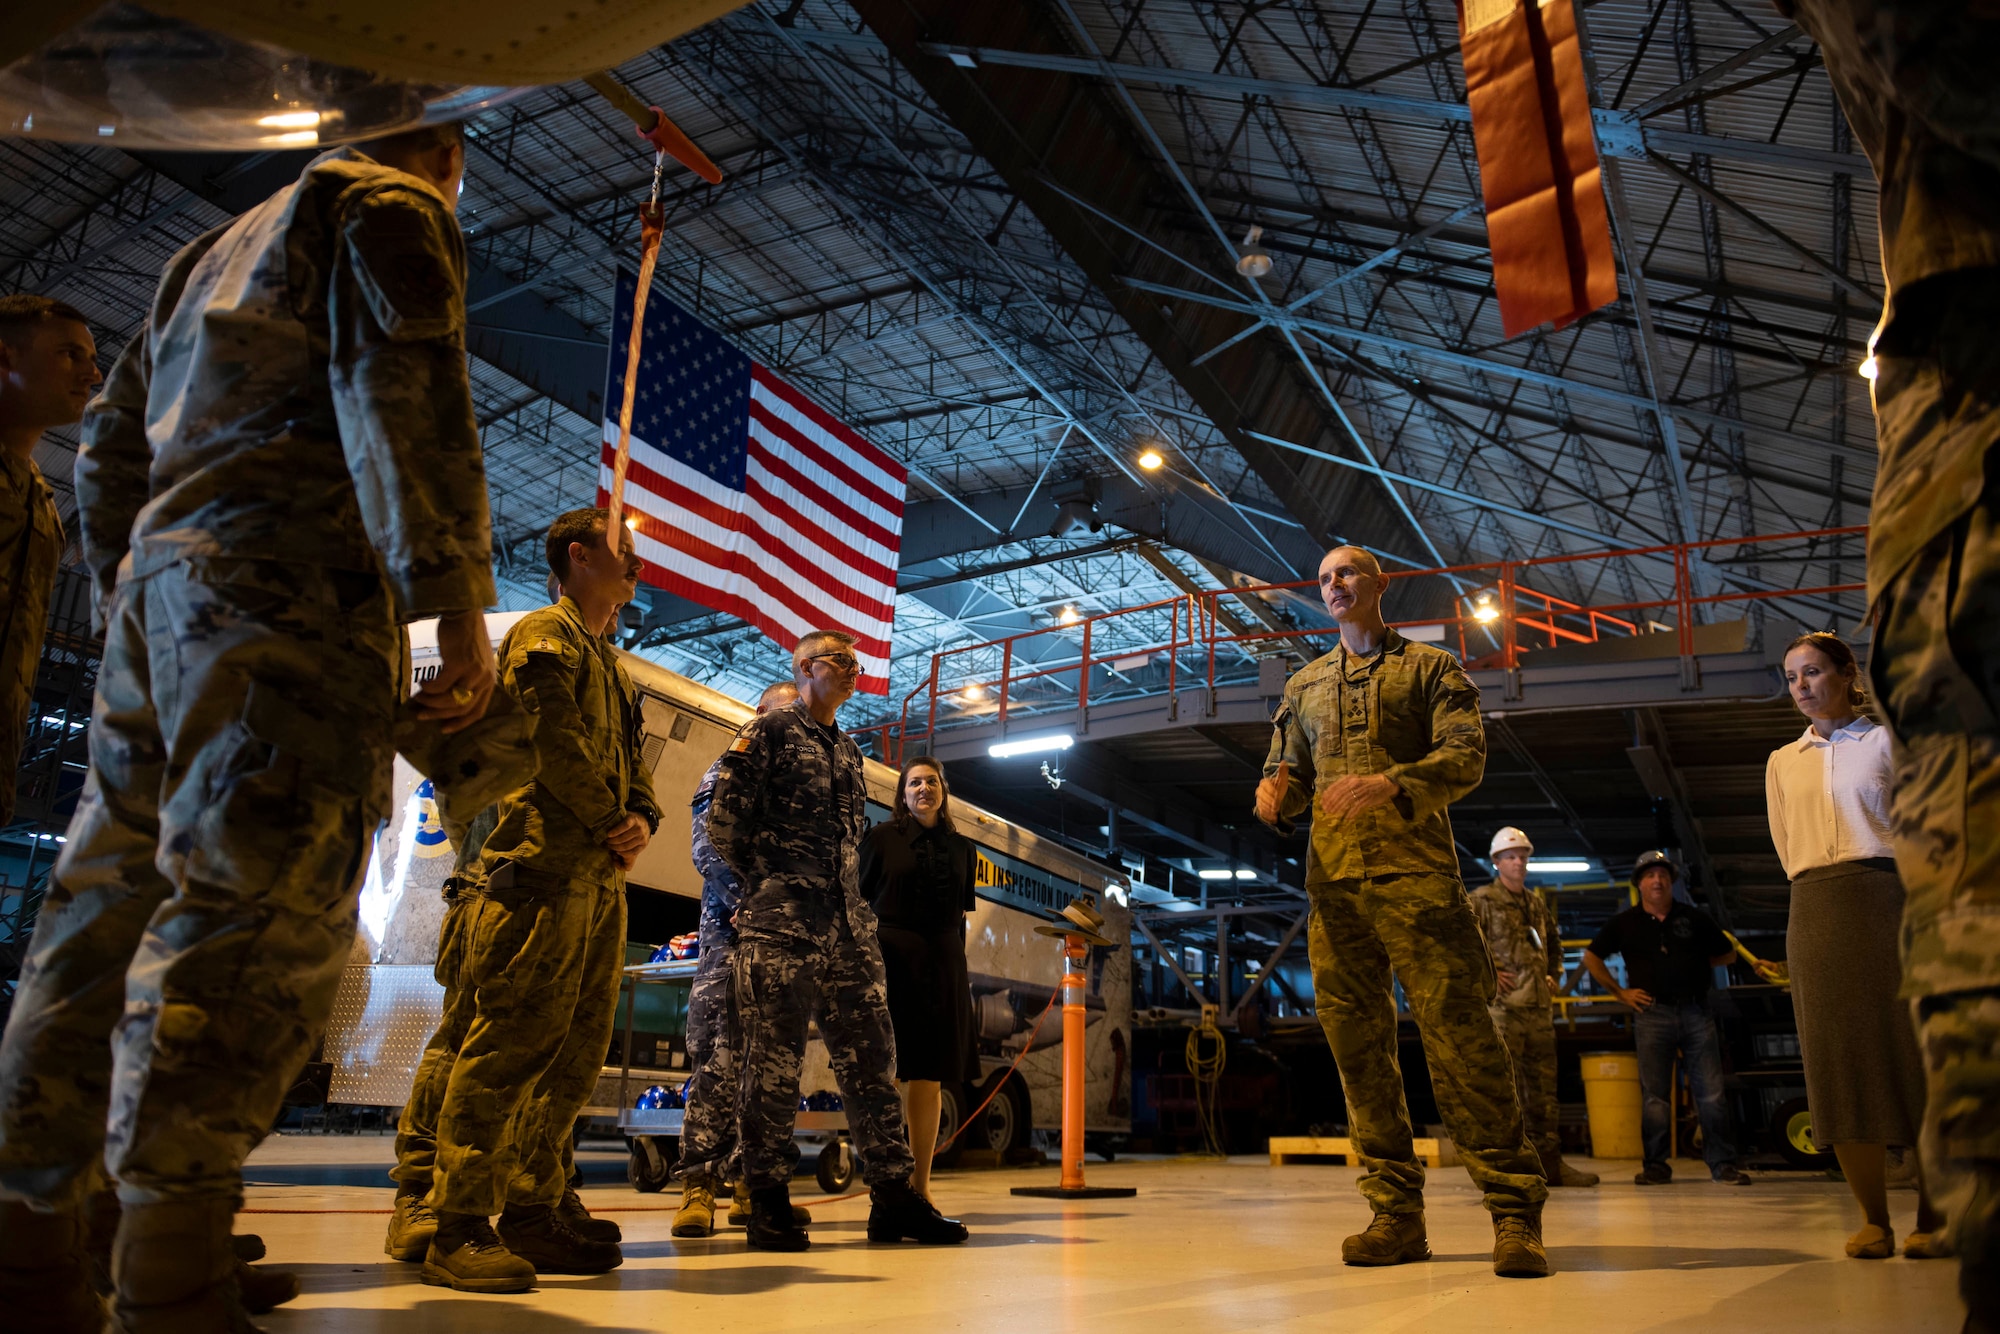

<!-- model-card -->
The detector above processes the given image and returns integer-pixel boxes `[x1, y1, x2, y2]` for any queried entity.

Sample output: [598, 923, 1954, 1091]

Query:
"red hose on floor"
[933, 987, 1059, 1154]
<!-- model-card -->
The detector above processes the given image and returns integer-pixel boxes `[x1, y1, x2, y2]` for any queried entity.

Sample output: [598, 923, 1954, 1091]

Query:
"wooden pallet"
[1268, 1135, 1459, 1167]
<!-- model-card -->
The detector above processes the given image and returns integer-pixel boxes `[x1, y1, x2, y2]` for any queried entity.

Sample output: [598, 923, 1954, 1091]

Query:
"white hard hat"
[1489, 827, 1534, 858]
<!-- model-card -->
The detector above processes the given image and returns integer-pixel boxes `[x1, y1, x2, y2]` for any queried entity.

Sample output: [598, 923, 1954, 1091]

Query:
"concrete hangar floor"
[242, 1137, 1956, 1332]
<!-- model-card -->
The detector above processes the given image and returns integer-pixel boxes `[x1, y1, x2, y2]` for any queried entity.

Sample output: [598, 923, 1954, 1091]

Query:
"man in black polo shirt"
[1583, 850, 1752, 1186]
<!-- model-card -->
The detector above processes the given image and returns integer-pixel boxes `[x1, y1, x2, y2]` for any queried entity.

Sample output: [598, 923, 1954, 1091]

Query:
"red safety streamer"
[605, 186, 667, 543]
[1457, 0, 1618, 336]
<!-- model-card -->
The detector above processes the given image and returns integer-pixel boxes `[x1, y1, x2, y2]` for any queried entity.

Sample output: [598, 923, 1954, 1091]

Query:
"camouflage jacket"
[1779, 1, 2000, 589]
[0, 451, 62, 712]
[74, 147, 494, 622]
[1469, 880, 1563, 1009]
[706, 699, 869, 939]
[1258, 629, 1485, 882]
[474, 599, 659, 892]
[690, 754, 741, 925]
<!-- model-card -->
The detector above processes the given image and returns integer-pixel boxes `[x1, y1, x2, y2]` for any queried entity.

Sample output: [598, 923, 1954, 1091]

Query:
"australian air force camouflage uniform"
[674, 754, 746, 1186]
[1260, 630, 1546, 1218]
[0, 449, 62, 827]
[418, 598, 658, 1217]
[0, 146, 494, 1210]
[707, 701, 915, 1190]
[1781, 1, 2000, 1310]
[1469, 880, 1566, 1173]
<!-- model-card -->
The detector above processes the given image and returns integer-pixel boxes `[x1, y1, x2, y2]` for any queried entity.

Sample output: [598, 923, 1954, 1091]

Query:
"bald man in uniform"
[1256, 545, 1549, 1279]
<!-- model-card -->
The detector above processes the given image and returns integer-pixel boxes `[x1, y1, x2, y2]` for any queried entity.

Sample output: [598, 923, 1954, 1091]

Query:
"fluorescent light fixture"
[256, 110, 322, 129]
[1527, 859, 1592, 874]
[1234, 869, 1256, 880]
[1198, 869, 1234, 881]
[988, 733, 1073, 759]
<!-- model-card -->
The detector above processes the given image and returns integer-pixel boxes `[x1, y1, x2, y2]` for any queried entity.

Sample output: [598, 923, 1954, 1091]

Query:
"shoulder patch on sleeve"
[729, 734, 754, 753]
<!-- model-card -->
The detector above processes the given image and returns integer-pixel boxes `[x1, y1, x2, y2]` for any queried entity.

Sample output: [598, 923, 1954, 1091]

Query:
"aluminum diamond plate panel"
[323, 965, 446, 1108]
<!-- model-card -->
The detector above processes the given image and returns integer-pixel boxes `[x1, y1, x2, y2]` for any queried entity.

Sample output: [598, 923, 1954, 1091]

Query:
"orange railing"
[849, 525, 1866, 766]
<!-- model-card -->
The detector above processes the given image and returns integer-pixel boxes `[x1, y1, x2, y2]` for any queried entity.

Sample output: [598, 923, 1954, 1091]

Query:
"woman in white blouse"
[1766, 631, 1943, 1259]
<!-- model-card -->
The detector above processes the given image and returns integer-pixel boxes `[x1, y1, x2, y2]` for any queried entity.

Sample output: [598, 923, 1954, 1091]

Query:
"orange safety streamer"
[1457, 0, 1617, 337]
[605, 198, 667, 542]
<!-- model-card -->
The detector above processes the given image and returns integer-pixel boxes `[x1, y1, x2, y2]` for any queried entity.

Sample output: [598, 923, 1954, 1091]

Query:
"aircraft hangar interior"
[0, 2, 1986, 1331]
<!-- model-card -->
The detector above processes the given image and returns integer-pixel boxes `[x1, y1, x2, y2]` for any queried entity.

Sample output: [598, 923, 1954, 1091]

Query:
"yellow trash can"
[1580, 1051, 1643, 1160]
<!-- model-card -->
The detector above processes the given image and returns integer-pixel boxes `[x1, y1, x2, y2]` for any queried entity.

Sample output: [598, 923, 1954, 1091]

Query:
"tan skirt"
[1787, 859, 1927, 1148]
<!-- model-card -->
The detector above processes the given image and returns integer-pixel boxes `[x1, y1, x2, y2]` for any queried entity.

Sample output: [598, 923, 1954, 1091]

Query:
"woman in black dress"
[859, 756, 977, 1200]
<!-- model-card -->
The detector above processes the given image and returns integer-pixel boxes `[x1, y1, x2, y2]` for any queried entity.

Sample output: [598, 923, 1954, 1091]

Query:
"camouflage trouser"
[1491, 1003, 1560, 1168]
[674, 909, 737, 1185]
[735, 899, 915, 1191]
[1, 658, 27, 828]
[0, 559, 396, 1208]
[1306, 872, 1548, 1217]
[390, 889, 579, 1206]
[426, 870, 625, 1216]
[1871, 451, 2000, 1316]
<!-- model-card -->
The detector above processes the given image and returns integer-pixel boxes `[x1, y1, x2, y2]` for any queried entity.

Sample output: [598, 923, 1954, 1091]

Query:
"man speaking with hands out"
[1255, 546, 1550, 1279]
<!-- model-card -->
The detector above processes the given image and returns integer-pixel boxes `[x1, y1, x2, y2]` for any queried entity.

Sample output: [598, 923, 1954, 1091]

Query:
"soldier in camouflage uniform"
[1469, 828, 1597, 1188]
[707, 629, 966, 1251]
[405, 508, 658, 1294]
[1776, 4, 2000, 1323]
[1256, 546, 1548, 1279]
[0, 124, 498, 1333]
[671, 679, 803, 1238]
[0, 296, 101, 828]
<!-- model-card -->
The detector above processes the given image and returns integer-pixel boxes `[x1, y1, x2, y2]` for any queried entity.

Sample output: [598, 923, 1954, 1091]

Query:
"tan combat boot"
[1340, 1211, 1430, 1266]
[673, 1179, 716, 1238]
[1541, 1150, 1600, 1188]
[497, 1202, 622, 1275]
[383, 1184, 438, 1262]
[421, 1212, 535, 1294]
[107, 1196, 257, 1332]
[234, 1260, 300, 1315]
[0, 1199, 104, 1333]
[1493, 1208, 1551, 1277]
[557, 1187, 620, 1243]
[1555, 1160, 1600, 1187]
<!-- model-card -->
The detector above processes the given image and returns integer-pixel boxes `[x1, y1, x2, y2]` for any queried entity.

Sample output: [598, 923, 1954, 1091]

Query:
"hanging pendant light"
[1236, 224, 1272, 278]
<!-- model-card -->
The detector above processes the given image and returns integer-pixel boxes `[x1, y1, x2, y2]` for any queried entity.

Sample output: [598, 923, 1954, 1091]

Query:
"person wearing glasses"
[706, 630, 968, 1252]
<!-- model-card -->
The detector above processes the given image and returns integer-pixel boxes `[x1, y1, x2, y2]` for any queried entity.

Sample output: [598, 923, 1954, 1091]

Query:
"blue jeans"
[1634, 1002, 1738, 1176]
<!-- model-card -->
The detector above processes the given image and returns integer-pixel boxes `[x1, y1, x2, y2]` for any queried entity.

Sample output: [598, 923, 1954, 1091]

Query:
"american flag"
[599, 269, 907, 695]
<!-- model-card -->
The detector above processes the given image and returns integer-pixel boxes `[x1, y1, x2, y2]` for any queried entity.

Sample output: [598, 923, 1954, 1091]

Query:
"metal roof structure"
[3, 0, 1872, 942]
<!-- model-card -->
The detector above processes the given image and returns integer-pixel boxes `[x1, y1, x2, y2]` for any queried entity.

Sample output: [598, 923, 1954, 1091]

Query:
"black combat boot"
[745, 1184, 810, 1252]
[497, 1201, 622, 1274]
[867, 1177, 969, 1245]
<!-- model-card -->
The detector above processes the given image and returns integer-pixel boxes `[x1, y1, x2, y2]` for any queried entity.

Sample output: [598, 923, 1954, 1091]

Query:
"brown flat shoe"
[1845, 1224, 1894, 1259]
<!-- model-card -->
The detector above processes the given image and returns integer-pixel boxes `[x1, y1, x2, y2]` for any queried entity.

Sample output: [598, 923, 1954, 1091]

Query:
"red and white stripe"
[599, 366, 906, 695]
